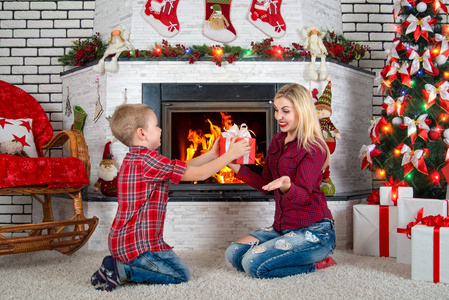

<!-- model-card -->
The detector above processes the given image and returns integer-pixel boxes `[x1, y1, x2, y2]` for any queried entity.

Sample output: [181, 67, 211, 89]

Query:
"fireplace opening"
[143, 83, 285, 200]
[163, 102, 273, 186]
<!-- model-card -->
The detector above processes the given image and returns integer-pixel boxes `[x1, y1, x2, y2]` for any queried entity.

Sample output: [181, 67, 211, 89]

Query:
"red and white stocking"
[248, 0, 286, 38]
[203, 0, 236, 43]
[142, 0, 179, 37]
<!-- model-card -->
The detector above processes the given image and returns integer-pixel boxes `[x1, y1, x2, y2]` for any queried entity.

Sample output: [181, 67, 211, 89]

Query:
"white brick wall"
[0, 0, 96, 232]
[38, 196, 363, 251]
[0, 0, 399, 235]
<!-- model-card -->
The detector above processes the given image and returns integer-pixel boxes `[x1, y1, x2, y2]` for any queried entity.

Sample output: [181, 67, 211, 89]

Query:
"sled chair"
[0, 80, 98, 255]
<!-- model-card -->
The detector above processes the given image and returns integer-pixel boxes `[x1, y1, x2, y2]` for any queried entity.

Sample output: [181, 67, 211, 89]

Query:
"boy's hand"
[262, 176, 291, 194]
[227, 137, 251, 160]
[209, 138, 220, 159]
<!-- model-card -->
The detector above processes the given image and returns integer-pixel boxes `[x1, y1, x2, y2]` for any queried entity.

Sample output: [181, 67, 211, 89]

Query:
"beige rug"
[1, 249, 448, 299]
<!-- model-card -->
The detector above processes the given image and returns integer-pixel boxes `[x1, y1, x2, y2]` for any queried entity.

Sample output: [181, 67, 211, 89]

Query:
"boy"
[91, 103, 250, 291]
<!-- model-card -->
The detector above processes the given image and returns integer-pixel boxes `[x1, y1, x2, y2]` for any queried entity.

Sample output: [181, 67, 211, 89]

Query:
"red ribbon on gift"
[367, 190, 380, 205]
[416, 214, 449, 283]
[380, 176, 410, 205]
[398, 207, 424, 238]
[379, 206, 390, 257]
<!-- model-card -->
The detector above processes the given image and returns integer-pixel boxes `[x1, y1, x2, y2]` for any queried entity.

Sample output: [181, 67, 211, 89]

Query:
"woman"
[225, 83, 336, 279]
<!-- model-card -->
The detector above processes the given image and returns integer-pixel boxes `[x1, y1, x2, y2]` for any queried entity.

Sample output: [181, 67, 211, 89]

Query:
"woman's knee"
[224, 241, 255, 272]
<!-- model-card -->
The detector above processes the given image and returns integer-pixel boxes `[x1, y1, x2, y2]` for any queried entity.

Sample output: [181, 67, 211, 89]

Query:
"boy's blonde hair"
[110, 104, 153, 147]
[274, 83, 330, 169]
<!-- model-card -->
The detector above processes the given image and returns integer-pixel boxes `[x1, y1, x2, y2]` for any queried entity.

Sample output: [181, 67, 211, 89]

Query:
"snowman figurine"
[314, 80, 341, 196]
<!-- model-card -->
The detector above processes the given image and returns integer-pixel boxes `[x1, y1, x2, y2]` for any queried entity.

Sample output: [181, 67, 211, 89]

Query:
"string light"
[444, 71, 449, 79]
[378, 169, 386, 177]
[246, 49, 252, 56]
[441, 114, 447, 122]
[394, 148, 401, 156]
[154, 47, 162, 54]
[406, 173, 412, 180]
[431, 171, 440, 184]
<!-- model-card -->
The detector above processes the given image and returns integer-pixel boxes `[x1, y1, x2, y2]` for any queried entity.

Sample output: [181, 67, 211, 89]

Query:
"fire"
[184, 113, 264, 184]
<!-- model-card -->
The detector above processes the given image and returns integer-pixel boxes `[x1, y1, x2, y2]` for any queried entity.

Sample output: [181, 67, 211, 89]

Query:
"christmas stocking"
[72, 105, 87, 134]
[248, 0, 286, 38]
[142, 0, 180, 37]
[203, 0, 236, 43]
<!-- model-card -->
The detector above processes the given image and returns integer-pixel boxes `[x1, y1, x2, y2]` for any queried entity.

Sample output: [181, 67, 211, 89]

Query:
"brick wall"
[0, 0, 95, 231]
[0, 0, 397, 228]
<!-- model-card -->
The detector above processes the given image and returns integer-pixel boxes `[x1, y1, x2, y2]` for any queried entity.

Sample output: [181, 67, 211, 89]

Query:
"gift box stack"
[353, 177, 412, 258]
[219, 123, 256, 164]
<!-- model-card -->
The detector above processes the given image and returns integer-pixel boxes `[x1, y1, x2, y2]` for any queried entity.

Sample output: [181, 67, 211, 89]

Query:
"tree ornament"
[142, 0, 180, 37]
[248, 0, 286, 38]
[392, 116, 403, 126]
[203, 0, 236, 43]
[444, 128, 449, 140]
[416, 2, 427, 12]
[429, 129, 441, 140]
[436, 54, 448, 65]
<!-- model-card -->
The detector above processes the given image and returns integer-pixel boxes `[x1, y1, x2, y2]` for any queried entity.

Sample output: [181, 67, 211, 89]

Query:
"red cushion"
[0, 81, 53, 156]
[0, 154, 89, 188]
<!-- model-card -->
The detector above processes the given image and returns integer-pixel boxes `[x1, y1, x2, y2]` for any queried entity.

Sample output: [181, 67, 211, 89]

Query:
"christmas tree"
[361, 0, 449, 198]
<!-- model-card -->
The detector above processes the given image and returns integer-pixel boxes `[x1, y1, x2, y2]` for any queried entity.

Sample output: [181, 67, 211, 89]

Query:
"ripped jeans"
[224, 219, 336, 279]
[116, 249, 190, 284]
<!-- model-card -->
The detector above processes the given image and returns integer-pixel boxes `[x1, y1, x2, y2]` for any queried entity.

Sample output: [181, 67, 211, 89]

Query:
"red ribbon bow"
[380, 176, 410, 204]
[367, 190, 380, 205]
[421, 214, 449, 227]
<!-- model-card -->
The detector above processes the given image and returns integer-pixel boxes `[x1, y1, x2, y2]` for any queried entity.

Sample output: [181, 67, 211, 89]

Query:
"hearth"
[143, 83, 284, 200]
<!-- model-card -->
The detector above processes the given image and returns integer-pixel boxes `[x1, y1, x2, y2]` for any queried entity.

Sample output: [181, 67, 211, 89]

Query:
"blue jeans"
[224, 219, 336, 279]
[116, 249, 190, 284]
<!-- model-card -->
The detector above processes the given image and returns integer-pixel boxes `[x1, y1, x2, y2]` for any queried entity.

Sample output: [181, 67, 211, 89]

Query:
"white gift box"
[353, 204, 397, 257]
[379, 186, 413, 206]
[397, 197, 449, 264]
[411, 225, 449, 283]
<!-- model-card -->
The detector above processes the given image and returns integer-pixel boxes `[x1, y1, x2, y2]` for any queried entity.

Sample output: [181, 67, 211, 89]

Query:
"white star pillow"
[0, 118, 38, 157]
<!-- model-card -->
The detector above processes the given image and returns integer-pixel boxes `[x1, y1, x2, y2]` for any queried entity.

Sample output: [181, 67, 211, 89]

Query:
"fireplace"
[143, 83, 284, 200]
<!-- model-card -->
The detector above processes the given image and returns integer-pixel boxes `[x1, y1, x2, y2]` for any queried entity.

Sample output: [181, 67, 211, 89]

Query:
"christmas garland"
[58, 33, 370, 68]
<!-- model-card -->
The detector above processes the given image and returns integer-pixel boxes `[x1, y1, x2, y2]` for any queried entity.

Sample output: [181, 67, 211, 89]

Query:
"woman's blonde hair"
[274, 83, 330, 169]
[110, 104, 153, 147]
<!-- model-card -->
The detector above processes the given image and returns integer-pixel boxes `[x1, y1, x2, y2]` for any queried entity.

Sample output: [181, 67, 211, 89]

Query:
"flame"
[185, 113, 265, 183]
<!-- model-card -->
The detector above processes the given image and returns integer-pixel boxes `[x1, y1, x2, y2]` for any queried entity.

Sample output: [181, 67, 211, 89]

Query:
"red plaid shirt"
[237, 132, 333, 231]
[108, 146, 186, 263]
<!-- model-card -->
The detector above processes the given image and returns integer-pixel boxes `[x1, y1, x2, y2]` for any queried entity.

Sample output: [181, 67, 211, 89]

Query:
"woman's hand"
[262, 176, 291, 194]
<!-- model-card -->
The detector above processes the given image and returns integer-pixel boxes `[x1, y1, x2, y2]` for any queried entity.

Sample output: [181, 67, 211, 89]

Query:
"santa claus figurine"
[94, 140, 118, 197]
[314, 80, 340, 196]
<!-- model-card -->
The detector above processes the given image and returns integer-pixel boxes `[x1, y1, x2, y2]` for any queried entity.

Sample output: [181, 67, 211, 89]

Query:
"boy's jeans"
[116, 249, 190, 284]
[224, 219, 336, 278]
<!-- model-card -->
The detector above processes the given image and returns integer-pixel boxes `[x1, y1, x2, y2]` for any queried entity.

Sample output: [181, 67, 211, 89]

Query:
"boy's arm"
[185, 138, 219, 167]
[181, 138, 250, 181]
